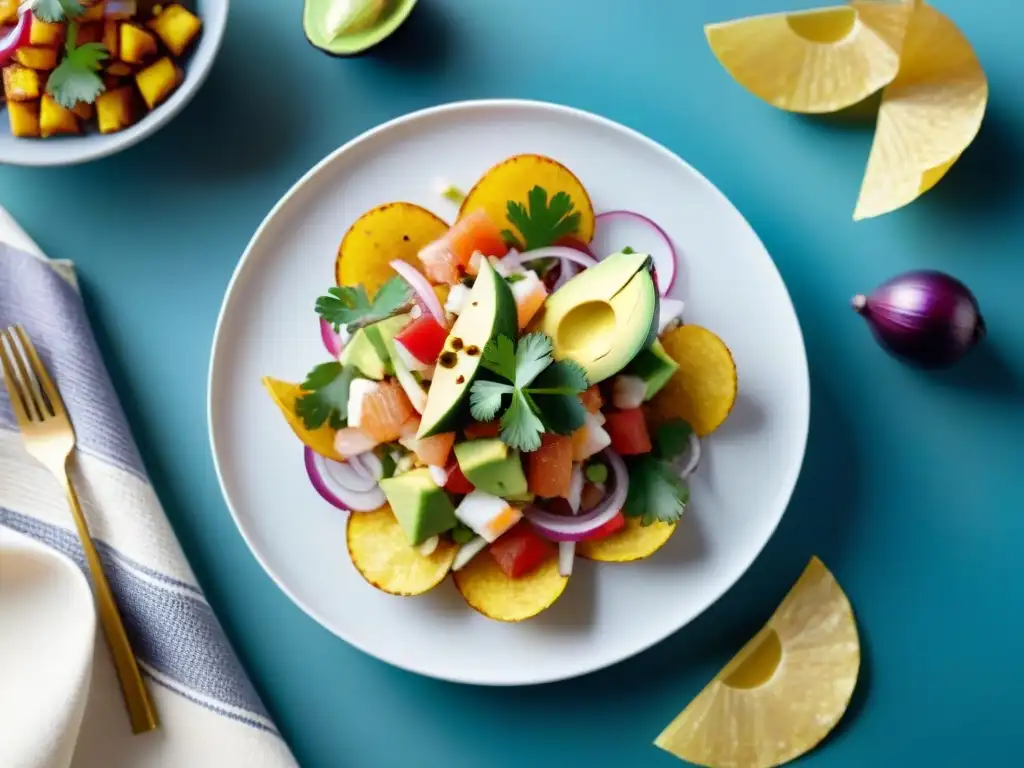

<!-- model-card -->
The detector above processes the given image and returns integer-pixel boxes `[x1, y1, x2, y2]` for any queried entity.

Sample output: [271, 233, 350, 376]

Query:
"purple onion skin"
[853, 270, 985, 368]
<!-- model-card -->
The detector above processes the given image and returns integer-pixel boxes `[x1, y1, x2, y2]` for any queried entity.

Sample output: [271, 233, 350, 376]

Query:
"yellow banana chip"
[335, 203, 449, 295]
[459, 154, 596, 244]
[453, 552, 568, 622]
[854, 3, 988, 219]
[655, 557, 860, 768]
[577, 516, 676, 563]
[347, 507, 456, 596]
[650, 326, 738, 437]
[705, 1, 914, 114]
[262, 376, 342, 461]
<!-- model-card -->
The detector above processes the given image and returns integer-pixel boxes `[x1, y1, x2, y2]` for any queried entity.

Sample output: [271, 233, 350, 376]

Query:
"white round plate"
[209, 100, 809, 686]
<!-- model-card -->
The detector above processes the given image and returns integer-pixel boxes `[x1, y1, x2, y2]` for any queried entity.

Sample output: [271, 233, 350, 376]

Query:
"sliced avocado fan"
[655, 557, 860, 767]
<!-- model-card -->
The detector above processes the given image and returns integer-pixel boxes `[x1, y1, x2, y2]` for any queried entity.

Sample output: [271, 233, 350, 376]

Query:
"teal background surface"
[2, 0, 1023, 765]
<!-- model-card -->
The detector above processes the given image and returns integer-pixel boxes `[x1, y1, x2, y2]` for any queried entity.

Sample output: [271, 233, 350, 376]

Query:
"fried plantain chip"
[577, 516, 677, 563]
[262, 376, 342, 461]
[453, 551, 568, 622]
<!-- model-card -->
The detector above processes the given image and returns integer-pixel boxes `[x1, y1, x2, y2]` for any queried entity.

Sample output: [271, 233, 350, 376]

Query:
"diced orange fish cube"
[359, 379, 416, 442]
[511, 272, 548, 330]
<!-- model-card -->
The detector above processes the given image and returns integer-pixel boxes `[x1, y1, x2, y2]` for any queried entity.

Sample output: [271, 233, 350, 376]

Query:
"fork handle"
[63, 477, 160, 734]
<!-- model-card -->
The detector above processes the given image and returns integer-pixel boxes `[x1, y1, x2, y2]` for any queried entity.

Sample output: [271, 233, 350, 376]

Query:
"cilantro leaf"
[514, 332, 553, 388]
[46, 24, 108, 109]
[503, 186, 582, 251]
[526, 359, 589, 395]
[315, 277, 411, 333]
[27, 0, 84, 23]
[624, 456, 689, 525]
[531, 393, 587, 436]
[480, 334, 516, 382]
[500, 390, 545, 452]
[655, 419, 694, 460]
[295, 362, 358, 429]
[469, 380, 513, 422]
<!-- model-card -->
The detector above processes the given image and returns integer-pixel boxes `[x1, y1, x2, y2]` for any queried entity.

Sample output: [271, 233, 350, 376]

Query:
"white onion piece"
[524, 450, 628, 541]
[612, 375, 647, 409]
[558, 541, 576, 577]
[445, 283, 471, 315]
[591, 210, 677, 296]
[452, 536, 488, 571]
[428, 465, 448, 487]
[567, 464, 584, 514]
[417, 536, 439, 556]
[389, 260, 446, 325]
[304, 448, 386, 512]
[676, 433, 702, 479]
[351, 452, 384, 482]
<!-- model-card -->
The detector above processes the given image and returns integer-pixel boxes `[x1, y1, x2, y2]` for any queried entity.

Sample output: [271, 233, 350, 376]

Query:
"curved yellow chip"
[577, 516, 676, 563]
[459, 154, 596, 245]
[854, 3, 988, 220]
[335, 203, 449, 295]
[655, 557, 860, 768]
[261, 376, 342, 461]
[453, 552, 568, 622]
[650, 326, 738, 437]
[347, 507, 456, 596]
[705, 2, 914, 114]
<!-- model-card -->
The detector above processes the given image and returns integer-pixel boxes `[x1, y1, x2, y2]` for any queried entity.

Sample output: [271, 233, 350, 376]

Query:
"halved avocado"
[303, 0, 419, 57]
[417, 259, 518, 438]
[537, 251, 659, 385]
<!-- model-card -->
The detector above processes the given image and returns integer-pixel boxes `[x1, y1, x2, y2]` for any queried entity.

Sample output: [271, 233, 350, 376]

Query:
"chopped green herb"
[624, 455, 689, 526]
[294, 363, 358, 430]
[622, 246, 636, 255]
[505, 273, 526, 284]
[315, 277, 411, 333]
[501, 186, 581, 251]
[27, 0, 85, 23]
[655, 419, 694, 460]
[441, 184, 467, 204]
[46, 23, 108, 109]
[585, 463, 608, 484]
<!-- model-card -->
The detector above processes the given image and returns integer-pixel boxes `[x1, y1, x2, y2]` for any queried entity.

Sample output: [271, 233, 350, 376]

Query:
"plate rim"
[207, 98, 810, 686]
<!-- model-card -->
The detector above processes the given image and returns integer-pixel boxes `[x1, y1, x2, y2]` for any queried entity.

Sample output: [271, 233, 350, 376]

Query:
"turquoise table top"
[3, 0, 1022, 765]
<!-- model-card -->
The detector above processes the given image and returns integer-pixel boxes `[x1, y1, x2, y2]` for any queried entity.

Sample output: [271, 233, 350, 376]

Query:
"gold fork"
[0, 325, 158, 734]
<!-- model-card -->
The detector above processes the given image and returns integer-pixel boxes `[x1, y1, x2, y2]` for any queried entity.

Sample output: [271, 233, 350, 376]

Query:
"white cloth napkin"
[0, 208, 299, 768]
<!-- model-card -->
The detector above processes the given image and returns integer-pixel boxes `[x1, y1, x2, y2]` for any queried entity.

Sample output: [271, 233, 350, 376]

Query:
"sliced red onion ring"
[558, 541, 575, 577]
[591, 211, 677, 296]
[320, 318, 344, 358]
[304, 447, 386, 512]
[390, 260, 445, 325]
[524, 450, 627, 541]
[503, 246, 598, 272]
[676, 433, 702, 479]
[552, 261, 577, 291]
[0, 10, 31, 66]
[349, 451, 384, 482]
[567, 464, 584, 514]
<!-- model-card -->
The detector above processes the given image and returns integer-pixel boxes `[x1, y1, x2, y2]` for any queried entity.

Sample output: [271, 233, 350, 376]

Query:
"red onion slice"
[592, 211, 677, 296]
[304, 447, 386, 512]
[676, 433, 702, 479]
[0, 10, 31, 66]
[503, 246, 598, 272]
[320, 318, 344, 358]
[524, 450, 628, 541]
[558, 541, 575, 577]
[389, 260, 446, 325]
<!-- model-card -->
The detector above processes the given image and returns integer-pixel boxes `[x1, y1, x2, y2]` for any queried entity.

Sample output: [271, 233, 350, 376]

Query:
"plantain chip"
[453, 552, 568, 622]
[577, 516, 677, 563]
[335, 203, 449, 295]
[459, 154, 596, 246]
[262, 376, 342, 461]
[347, 507, 457, 596]
[650, 325, 738, 437]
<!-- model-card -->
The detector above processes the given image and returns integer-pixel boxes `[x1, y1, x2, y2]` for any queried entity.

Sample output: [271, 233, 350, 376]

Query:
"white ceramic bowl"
[0, 0, 228, 167]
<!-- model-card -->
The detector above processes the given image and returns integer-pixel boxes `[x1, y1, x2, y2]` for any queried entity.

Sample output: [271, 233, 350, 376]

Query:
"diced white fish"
[455, 490, 523, 543]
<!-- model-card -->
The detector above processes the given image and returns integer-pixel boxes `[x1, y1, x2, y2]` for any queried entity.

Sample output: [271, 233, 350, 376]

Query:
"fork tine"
[0, 330, 33, 427]
[14, 326, 63, 418]
[6, 327, 49, 420]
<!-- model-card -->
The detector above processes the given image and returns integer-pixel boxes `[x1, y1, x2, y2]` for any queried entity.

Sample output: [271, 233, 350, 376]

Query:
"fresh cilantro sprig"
[23, 0, 85, 23]
[315, 277, 411, 334]
[295, 362, 358, 430]
[468, 332, 589, 452]
[502, 186, 581, 251]
[46, 23, 108, 109]
[623, 418, 695, 526]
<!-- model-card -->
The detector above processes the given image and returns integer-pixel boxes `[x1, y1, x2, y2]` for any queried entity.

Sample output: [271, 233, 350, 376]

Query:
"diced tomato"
[604, 408, 653, 455]
[448, 210, 508, 267]
[360, 379, 416, 442]
[526, 433, 573, 498]
[583, 511, 626, 540]
[464, 420, 501, 440]
[579, 385, 603, 414]
[444, 461, 475, 494]
[489, 522, 552, 579]
[394, 315, 448, 365]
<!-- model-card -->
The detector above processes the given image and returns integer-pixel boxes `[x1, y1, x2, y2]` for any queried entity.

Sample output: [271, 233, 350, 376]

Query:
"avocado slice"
[454, 439, 529, 498]
[538, 251, 659, 385]
[340, 314, 411, 379]
[417, 259, 518, 438]
[303, 0, 419, 57]
[379, 468, 457, 546]
[625, 338, 680, 400]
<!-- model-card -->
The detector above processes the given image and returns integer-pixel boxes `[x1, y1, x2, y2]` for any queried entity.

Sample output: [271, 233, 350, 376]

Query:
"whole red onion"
[853, 270, 985, 368]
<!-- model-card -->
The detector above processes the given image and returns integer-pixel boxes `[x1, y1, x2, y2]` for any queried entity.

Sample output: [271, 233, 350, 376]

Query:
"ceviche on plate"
[262, 153, 738, 622]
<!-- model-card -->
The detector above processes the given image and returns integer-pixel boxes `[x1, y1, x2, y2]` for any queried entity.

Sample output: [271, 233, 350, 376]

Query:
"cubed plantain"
[119, 23, 158, 65]
[2, 64, 41, 102]
[7, 100, 41, 138]
[72, 101, 95, 120]
[40, 94, 80, 138]
[29, 18, 66, 47]
[96, 86, 135, 133]
[146, 4, 202, 57]
[0, 0, 17, 25]
[103, 20, 119, 58]
[13, 47, 59, 71]
[135, 56, 182, 110]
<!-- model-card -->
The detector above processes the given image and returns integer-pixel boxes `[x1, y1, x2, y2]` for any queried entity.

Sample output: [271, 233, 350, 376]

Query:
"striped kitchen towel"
[0, 207, 298, 768]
